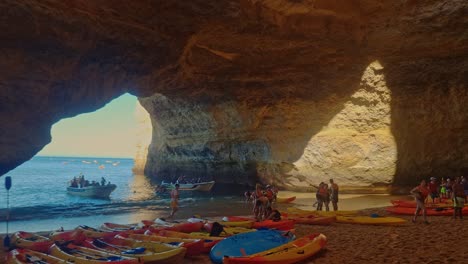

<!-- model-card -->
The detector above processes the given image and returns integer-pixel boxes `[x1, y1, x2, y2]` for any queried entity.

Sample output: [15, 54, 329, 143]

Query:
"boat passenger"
[101, 177, 106, 186]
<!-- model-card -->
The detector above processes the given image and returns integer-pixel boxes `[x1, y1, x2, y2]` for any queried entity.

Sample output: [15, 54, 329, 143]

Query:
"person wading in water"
[170, 184, 180, 219]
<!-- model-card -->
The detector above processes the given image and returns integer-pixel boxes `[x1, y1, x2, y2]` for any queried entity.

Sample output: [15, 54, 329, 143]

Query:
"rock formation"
[0, 0, 467, 192]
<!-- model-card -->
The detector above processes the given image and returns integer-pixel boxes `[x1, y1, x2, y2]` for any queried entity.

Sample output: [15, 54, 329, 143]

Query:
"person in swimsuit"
[329, 179, 339, 211]
[428, 177, 439, 203]
[410, 179, 430, 224]
[169, 184, 180, 219]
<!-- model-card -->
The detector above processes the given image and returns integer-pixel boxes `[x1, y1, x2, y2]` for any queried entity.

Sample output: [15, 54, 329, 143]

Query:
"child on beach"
[410, 180, 430, 224]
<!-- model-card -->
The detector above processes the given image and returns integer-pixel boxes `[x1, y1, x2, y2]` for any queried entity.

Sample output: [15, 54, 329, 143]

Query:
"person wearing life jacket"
[410, 179, 430, 224]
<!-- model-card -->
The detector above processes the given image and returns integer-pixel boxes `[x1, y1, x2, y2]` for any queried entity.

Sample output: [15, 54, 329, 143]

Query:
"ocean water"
[0, 156, 251, 233]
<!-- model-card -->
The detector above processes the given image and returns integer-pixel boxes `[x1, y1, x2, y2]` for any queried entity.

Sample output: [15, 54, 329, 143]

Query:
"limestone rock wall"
[0, 0, 467, 192]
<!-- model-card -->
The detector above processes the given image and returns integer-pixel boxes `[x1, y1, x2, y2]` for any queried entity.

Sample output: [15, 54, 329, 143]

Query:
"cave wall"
[0, 0, 467, 192]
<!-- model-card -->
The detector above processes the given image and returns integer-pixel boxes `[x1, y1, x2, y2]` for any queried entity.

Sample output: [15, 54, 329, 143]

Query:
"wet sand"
[2, 194, 467, 263]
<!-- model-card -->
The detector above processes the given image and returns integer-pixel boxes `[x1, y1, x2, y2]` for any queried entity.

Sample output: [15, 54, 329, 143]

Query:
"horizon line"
[35, 154, 134, 159]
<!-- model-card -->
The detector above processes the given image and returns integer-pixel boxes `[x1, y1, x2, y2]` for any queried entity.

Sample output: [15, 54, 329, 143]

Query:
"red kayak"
[386, 206, 468, 216]
[281, 213, 336, 225]
[11, 231, 53, 253]
[253, 220, 295, 230]
[142, 220, 204, 233]
[390, 200, 454, 208]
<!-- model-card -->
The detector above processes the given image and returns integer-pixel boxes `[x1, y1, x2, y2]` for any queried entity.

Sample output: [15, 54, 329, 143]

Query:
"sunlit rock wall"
[132, 102, 152, 175]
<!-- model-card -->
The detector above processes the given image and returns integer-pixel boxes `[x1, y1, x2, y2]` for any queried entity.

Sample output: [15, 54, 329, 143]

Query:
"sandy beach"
[2, 194, 467, 263]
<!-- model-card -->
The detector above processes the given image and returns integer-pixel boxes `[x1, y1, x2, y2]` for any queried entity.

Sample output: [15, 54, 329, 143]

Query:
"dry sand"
[2, 205, 468, 263]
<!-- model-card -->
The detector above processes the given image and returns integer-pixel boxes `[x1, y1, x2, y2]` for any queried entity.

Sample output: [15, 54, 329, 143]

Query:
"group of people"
[314, 179, 339, 211]
[245, 184, 280, 221]
[411, 175, 467, 223]
[69, 174, 109, 188]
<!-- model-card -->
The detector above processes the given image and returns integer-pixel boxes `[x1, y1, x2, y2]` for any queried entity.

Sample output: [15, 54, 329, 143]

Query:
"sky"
[38, 93, 142, 158]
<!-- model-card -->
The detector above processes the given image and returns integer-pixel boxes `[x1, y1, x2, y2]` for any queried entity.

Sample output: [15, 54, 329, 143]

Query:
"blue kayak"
[209, 230, 295, 264]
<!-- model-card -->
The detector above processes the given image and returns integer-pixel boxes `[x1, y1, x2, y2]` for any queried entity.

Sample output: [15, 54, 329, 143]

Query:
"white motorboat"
[159, 181, 215, 192]
[67, 184, 116, 198]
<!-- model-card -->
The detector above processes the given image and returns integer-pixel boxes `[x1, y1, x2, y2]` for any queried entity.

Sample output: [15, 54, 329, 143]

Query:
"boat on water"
[67, 175, 116, 198]
[158, 180, 215, 192]
[67, 184, 116, 198]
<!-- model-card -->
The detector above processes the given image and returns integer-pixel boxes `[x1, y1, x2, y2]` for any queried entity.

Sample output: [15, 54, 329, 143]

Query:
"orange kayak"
[282, 213, 336, 225]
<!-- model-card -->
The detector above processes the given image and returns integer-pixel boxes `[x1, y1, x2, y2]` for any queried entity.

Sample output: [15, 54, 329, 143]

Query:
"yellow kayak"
[336, 215, 407, 225]
[223, 233, 327, 264]
[50, 243, 139, 264]
[287, 207, 358, 216]
[276, 196, 296, 203]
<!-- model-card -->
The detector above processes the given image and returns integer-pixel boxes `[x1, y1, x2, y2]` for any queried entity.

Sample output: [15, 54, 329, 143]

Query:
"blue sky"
[38, 93, 142, 158]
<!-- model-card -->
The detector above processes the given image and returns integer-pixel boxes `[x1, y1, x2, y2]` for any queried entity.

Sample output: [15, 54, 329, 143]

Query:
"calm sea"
[0, 156, 251, 233]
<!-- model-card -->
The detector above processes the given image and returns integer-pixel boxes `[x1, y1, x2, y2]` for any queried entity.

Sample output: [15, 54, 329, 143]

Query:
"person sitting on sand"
[265, 206, 281, 221]
[428, 177, 440, 203]
[410, 179, 430, 224]
[169, 184, 180, 219]
[452, 177, 465, 219]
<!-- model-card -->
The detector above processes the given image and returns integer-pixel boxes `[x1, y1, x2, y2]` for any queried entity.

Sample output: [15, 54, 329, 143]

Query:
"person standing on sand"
[428, 177, 440, 203]
[170, 184, 180, 219]
[452, 177, 465, 219]
[410, 180, 430, 224]
[329, 179, 339, 211]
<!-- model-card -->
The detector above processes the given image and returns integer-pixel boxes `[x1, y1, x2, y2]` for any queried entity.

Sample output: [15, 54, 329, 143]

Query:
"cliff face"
[1, 0, 467, 191]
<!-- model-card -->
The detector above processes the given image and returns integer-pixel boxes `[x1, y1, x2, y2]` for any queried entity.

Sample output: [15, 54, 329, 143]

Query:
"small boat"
[50, 243, 139, 264]
[83, 238, 186, 264]
[7, 248, 71, 264]
[67, 184, 116, 198]
[223, 233, 327, 264]
[120, 233, 204, 257]
[100, 222, 139, 232]
[75, 225, 119, 239]
[159, 181, 215, 192]
[210, 230, 295, 264]
[11, 231, 53, 253]
[275, 196, 296, 203]
[107, 236, 186, 262]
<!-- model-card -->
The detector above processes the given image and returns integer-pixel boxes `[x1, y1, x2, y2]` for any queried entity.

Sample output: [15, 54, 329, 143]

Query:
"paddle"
[4, 176, 12, 248]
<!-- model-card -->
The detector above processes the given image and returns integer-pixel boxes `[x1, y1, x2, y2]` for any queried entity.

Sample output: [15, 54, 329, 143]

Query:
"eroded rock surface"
[1, 0, 467, 191]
